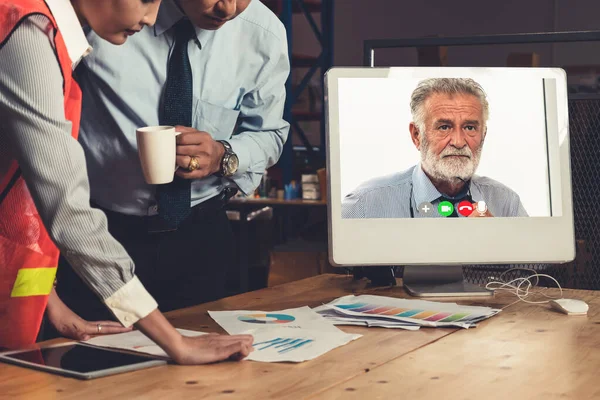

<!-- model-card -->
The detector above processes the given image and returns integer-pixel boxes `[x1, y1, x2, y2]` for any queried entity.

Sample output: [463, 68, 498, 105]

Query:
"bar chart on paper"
[335, 302, 472, 322]
[246, 327, 361, 363]
[314, 295, 501, 329]
[253, 337, 314, 354]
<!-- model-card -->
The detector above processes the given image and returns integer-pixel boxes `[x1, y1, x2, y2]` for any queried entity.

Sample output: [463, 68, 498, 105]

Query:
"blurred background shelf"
[263, 0, 334, 184]
[291, 53, 320, 67]
[292, 110, 322, 121]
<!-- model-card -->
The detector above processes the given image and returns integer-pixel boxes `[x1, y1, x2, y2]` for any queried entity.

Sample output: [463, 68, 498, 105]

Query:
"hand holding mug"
[173, 126, 225, 180]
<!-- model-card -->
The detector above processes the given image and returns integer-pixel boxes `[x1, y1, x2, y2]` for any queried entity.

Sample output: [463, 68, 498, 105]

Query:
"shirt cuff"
[102, 276, 158, 327]
[228, 136, 251, 176]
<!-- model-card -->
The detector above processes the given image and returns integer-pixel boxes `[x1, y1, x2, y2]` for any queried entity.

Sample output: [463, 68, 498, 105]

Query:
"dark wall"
[291, 0, 600, 68]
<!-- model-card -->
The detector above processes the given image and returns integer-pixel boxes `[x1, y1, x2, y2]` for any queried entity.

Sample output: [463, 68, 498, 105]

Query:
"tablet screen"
[3, 343, 161, 373]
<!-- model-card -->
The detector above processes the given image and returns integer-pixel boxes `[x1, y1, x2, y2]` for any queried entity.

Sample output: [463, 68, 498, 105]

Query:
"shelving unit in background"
[263, 0, 334, 184]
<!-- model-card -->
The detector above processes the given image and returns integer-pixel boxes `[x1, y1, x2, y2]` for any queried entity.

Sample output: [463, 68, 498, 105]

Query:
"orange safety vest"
[0, 0, 82, 349]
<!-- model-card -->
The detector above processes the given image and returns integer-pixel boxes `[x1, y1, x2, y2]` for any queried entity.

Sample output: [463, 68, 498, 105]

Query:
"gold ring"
[188, 156, 200, 172]
[97, 324, 102, 333]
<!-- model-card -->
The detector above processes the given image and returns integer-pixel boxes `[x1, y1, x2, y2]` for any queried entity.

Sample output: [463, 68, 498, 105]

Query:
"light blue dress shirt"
[342, 165, 528, 218]
[77, 0, 290, 216]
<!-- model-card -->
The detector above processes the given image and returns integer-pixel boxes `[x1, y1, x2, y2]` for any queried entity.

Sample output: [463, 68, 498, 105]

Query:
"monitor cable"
[485, 267, 564, 309]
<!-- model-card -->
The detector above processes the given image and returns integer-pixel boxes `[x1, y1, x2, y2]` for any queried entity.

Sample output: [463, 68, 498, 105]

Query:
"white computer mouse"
[549, 298, 589, 315]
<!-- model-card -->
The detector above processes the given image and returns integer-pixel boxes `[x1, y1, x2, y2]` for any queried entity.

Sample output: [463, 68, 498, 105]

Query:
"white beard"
[420, 136, 483, 182]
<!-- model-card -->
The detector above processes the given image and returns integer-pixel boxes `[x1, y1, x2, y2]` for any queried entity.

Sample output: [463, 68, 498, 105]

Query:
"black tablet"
[0, 342, 166, 379]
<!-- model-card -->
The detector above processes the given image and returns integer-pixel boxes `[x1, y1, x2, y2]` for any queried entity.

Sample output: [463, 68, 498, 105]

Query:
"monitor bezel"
[326, 67, 575, 266]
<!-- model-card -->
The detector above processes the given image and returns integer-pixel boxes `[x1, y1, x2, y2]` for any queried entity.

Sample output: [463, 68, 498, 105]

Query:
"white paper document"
[314, 295, 501, 329]
[208, 306, 343, 334]
[84, 329, 205, 358]
[313, 305, 421, 331]
[245, 327, 360, 363]
[209, 306, 362, 362]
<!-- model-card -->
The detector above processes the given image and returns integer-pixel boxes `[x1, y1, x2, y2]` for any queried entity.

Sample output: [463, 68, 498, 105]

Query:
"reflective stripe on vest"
[11, 267, 57, 297]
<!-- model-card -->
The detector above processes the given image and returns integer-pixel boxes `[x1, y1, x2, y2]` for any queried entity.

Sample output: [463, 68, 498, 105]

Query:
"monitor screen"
[326, 67, 574, 266]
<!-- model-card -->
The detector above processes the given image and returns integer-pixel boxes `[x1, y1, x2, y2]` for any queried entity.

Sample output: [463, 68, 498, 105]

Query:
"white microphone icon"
[476, 201, 488, 215]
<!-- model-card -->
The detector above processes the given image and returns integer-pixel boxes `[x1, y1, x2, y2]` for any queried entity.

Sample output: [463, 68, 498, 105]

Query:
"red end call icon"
[457, 200, 474, 217]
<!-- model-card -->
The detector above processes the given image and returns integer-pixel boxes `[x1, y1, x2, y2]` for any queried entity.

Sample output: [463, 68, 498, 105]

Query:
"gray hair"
[410, 78, 489, 134]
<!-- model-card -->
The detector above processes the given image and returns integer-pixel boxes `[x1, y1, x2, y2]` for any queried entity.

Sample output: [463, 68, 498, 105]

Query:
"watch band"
[216, 140, 236, 177]
[218, 140, 233, 152]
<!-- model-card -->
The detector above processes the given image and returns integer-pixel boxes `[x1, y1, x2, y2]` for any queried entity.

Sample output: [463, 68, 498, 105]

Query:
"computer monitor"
[325, 67, 575, 296]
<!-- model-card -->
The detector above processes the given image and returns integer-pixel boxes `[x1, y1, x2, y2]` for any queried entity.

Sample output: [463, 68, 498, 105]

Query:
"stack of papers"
[209, 306, 361, 363]
[313, 295, 501, 330]
[313, 306, 421, 330]
[84, 298, 498, 363]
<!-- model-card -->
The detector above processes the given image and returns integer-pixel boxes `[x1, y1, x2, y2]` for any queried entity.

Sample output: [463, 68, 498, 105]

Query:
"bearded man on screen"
[342, 78, 528, 219]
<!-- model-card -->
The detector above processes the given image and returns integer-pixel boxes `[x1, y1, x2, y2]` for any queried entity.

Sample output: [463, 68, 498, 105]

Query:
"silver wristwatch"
[217, 140, 239, 177]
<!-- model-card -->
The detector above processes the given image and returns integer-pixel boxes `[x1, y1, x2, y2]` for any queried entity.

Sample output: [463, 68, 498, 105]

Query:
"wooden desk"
[2, 275, 599, 399]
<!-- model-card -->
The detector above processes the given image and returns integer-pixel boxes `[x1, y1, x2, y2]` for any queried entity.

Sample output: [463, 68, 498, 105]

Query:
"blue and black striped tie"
[156, 19, 196, 228]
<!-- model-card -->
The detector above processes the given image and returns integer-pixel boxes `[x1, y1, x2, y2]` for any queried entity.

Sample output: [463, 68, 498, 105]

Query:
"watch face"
[225, 154, 239, 176]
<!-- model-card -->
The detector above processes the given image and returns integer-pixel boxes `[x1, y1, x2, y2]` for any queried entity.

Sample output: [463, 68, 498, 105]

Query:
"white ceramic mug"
[136, 125, 181, 184]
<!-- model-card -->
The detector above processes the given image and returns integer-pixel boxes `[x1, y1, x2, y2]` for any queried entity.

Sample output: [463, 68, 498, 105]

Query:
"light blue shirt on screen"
[77, 0, 290, 216]
[342, 165, 528, 218]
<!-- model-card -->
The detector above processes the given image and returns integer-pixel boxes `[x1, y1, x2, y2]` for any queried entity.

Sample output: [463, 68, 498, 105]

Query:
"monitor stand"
[403, 265, 493, 297]
[352, 266, 397, 287]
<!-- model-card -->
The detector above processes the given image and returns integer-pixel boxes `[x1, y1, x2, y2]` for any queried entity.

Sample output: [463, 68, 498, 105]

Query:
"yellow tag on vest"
[11, 267, 57, 297]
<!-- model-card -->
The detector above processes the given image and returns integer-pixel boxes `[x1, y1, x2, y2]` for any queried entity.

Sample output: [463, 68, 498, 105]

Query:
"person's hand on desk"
[136, 309, 253, 364]
[173, 126, 225, 180]
[47, 289, 132, 341]
[174, 333, 254, 364]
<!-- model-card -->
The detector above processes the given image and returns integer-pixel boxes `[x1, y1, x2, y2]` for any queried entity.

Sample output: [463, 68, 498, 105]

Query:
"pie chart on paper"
[237, 313, 296, 324]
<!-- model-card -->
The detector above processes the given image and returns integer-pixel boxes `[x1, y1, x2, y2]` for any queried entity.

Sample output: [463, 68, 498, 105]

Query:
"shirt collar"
[154, 0, 214, 48]
[45, 0, 92, 70]
[412, 164, 443, 206]
[469, 178, 483, 202]
[412, 164, 483, 203]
